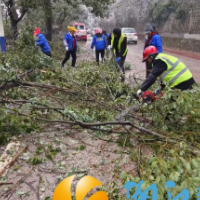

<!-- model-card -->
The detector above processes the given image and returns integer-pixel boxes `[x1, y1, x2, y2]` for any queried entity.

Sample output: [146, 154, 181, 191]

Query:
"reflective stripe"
[157, 56, 182, 79]
[169, 67, 188, 85]
[156, 56, 176, 66]
[123, 48, 128, 56]
[155, 53, 193, 87]
[111, 34, 128, 56]
[160, 60, 181, 79]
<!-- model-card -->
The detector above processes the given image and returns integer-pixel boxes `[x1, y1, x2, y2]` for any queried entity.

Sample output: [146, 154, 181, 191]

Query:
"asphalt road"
[82, 36, 200, 82]
[126, 41, 200, 82]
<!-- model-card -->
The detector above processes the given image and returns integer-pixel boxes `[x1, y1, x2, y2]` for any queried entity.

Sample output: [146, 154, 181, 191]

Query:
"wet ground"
[0, 128, 142, 200]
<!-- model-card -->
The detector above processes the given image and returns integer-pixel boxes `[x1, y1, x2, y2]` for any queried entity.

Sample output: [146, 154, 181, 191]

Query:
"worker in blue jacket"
[61, 26, 77, 68]
[91, 28, 106, 65]
[34, 28, 51, 57]
[144, 25, 162, 77]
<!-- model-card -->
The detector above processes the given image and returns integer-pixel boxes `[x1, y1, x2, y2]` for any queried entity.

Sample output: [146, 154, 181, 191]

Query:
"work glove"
[137, 89, 143, 97]
[107, 45, 111, 51]
[65, 46, 69, 51]
[155, 89, 161, 96]
[116, 57, 121, 63]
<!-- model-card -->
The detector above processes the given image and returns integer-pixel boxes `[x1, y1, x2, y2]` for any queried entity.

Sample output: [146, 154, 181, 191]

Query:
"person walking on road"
[34, 28, 51, 57]
[107, 28, 128, 82]
[144, 25, 162, 77]
[137, 46, 196, 97]
[91, 28, 106, 65]
[61, 26, 77, 68]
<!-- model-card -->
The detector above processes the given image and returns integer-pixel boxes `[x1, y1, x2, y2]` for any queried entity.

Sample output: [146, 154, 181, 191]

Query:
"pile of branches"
[1, 29, 200, 199]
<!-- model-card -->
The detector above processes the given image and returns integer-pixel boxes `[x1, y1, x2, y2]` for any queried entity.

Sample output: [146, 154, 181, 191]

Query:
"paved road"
[126, 41, 200, 82]
[82, 36, 200, 82]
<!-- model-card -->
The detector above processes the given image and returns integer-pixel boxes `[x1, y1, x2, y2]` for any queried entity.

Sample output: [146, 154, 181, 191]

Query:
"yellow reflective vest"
[111, 33, 128, 57]
[154, 53, 193, 87]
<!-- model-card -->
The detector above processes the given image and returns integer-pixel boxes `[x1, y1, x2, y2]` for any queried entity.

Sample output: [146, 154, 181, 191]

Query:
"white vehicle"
[91, 29, 95, 37]
[121, 28, 138, 44]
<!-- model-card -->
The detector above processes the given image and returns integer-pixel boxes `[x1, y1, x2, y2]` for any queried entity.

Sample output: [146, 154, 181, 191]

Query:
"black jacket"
[108, 34, 127, 60]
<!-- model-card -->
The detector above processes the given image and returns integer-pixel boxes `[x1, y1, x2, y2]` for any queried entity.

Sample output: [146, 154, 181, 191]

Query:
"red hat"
[94, 28, 102, 34]
[33, 28, 40, 36]
[143, 46, 158, 62]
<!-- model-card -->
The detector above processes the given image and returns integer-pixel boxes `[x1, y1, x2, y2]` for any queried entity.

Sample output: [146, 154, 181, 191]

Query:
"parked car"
[87, 29, 92, 34]
[121, 28, 138, 44]
[91, 29, 95, 37]
[87, 28, 91, 34]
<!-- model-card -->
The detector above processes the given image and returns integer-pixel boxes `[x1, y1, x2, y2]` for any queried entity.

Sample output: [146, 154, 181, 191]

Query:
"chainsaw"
[139, 90, 163, 103]
[115, 90, 163, 121]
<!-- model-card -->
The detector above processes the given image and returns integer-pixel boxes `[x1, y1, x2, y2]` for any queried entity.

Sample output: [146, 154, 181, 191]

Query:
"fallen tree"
[0, 29, 200, 199]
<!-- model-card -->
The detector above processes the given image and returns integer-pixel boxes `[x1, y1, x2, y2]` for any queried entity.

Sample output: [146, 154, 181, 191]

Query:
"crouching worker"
[91, 28, 106, 65]
[107, 28, 128, 82]
[33, 28, 51, 57]
[61, 26, 77, 68]
[137, 46, 196, 97]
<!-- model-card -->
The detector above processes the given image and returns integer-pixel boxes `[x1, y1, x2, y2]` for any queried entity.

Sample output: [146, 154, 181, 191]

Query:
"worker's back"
[91, 33, 106, 50]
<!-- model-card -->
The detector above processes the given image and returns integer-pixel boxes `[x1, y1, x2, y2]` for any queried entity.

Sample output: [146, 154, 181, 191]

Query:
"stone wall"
[101, 0, 200, 53]
[138, 34, 200, 53]
[159, 1, 200, 34]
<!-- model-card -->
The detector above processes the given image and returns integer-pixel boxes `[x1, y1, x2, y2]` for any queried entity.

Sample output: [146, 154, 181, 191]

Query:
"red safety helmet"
[143, 46, 158, 62]
[33, 28, 40, 36]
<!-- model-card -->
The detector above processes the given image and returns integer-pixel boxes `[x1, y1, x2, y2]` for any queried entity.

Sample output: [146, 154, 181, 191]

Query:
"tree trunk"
[11, 19, 18, 40]
[7, 0, 27, 40]
[44, 0, 53, 41]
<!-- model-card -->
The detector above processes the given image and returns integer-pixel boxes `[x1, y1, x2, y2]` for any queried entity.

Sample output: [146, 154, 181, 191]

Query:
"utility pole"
[0, 0, 6, 53]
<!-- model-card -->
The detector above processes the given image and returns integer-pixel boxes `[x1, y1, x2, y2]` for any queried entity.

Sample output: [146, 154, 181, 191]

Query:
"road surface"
[126, 41, 200, 82]
[82, 36, 200, 82]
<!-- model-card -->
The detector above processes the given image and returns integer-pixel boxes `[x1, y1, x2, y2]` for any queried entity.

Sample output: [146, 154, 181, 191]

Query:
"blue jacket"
[64, 33, 77, 51]
[36, 34, 51, 53]
[106, 33, 110, 38]
[150, 34, 162, 53]
[144, 33, 162, 53]
[91, 34, 106, 50]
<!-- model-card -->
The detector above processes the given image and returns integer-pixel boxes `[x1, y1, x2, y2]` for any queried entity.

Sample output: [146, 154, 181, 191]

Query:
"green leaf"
[184, 162, 191, 171]
[119, 171, 127, 180]
[181, 181, 187, 189]
[79, 145, 86, 151]
[192, 159, 199, 168]
[192, 177, 200, 187]
[169, 172, 180, 182]
[149, 175, 154, 181]
[30, 157, 43, 165]
[41, 187, 46, 192]
[151, 161, 157, 168]
[17, 191, 26, 196]
[45, 153, 53, 160]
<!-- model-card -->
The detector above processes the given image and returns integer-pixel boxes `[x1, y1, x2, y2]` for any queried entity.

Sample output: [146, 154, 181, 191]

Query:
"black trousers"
[44, 51, 51, 57]
[62, 50, 77, 67]
[116, 53, 127, 75]
[116, 52, 127, 82]
[146, 62, 152, 78]
[95, 50, 105, 64]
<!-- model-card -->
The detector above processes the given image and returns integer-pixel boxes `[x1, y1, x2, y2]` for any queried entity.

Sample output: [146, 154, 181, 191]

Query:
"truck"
[73, 23, 87, 41]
